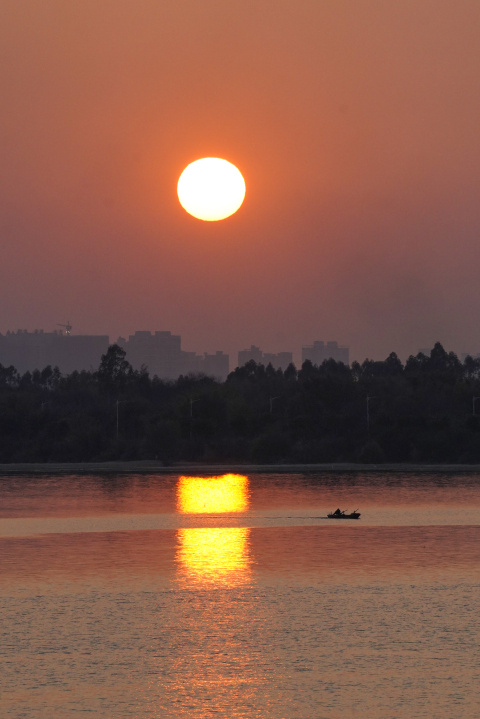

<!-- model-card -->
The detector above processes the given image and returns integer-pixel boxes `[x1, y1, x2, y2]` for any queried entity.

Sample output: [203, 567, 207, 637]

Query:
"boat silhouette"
[327, 508, 361, 520]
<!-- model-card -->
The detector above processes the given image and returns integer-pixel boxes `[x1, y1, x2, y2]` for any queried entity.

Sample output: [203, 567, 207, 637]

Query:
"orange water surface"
[1, 472, 480, 718]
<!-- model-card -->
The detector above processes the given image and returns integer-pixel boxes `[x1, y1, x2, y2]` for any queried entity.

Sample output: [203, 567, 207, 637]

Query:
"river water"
[1, 471, 479, 718]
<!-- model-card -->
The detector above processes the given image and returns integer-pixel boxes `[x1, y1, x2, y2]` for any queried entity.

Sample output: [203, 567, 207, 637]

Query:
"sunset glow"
[177, 158, 245, 221]
[2, 4, 480, 360]
[177, 474, 249, 514]
[4, 2, 480, 716]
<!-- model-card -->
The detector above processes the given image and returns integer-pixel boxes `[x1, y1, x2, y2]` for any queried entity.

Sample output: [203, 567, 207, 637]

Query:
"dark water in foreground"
[1, 472, 479, 718]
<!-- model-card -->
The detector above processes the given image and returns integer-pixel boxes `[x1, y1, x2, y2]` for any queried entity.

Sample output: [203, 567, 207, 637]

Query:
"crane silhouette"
[57, 321, 72, 335]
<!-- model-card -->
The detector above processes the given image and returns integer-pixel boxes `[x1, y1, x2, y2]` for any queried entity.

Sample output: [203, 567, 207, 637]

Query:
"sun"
[177, 157, 245, 221]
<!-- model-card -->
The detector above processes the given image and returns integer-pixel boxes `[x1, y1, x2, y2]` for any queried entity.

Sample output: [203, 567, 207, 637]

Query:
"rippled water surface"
[1, 471, 480, 718]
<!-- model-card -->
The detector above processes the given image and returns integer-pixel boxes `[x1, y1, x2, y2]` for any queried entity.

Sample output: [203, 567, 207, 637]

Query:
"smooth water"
[1, 471, 479, 718]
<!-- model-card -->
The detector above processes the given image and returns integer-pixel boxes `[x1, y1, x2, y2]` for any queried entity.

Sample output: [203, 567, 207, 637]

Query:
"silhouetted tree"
[1, 341, 480, 463]
[97, 344, 133, 393]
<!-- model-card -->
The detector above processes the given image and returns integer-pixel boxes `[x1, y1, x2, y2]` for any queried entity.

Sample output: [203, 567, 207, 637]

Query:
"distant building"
[301, 340, 349, 366]
[180, 350, 202, 376]
[121, 330, 229, 381]
[0, 329, 109, 374]
[262, 352, 294, 371]
[124, 330, 182, 379]
[203, 351, 230, 380]
[238, 345, 293, 371]
[238, 345, 263, 366]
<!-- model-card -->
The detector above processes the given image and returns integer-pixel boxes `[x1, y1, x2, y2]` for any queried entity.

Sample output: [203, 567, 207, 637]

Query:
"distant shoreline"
[0, 461, 479, 476]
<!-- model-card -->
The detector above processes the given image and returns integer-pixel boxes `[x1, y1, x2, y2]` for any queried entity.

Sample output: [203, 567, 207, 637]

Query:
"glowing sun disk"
[177, 157, 246, 221]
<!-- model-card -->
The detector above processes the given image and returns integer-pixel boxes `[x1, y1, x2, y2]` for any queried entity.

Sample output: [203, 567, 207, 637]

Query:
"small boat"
[327, 508, 361, 520]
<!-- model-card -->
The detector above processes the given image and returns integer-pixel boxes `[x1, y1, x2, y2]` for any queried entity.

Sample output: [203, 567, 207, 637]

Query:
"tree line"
[1, 342, 480, 464]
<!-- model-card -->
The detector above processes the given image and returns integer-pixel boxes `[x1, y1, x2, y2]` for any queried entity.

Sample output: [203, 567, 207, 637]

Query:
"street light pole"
[366, 395, 376, 433]
[190, 398, 199, 418]
[269, 396, 279, 414]
[116, 399, 127, 441]
[189, 397, 200, 440]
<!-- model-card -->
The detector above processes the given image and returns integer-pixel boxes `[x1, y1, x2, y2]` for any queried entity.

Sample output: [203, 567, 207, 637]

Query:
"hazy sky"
[2, 1, 480, 363]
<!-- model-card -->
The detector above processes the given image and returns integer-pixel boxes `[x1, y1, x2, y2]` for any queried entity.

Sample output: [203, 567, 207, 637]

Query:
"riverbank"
[0, 461, 480, 475]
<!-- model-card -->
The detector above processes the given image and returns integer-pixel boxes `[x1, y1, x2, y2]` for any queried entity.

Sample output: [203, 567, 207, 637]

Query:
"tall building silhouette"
[120, 331, 229, 381]
[0, 330, 109, 374]
[302, 340, 349, 366]
[238, 345, 293, 371]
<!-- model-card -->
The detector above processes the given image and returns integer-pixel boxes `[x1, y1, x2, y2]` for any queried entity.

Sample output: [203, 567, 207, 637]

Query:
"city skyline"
[2, 323, 478, 381]
[0, 326, 353, 377]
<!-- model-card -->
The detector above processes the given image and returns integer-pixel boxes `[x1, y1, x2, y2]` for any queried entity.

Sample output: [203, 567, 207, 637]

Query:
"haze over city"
[2, 1, 480, 364]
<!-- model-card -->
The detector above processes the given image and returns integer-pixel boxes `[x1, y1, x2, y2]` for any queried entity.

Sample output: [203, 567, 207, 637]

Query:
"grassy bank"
[0, 461, 480, 476]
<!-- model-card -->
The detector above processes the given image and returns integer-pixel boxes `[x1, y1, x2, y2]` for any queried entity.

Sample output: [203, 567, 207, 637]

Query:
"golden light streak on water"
[177, 474, 249, 514]
[176, 527, 251, 586]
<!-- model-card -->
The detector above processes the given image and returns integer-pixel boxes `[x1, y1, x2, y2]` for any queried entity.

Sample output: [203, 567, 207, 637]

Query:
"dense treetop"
[1, 342, 480, 464]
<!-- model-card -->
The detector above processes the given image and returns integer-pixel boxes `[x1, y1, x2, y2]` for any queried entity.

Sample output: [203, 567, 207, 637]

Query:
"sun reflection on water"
[176, 474, 251, 586]
[177, 527, 251, 586]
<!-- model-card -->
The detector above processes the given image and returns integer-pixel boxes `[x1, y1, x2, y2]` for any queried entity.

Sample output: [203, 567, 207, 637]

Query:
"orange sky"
[2, 1, 480, 363]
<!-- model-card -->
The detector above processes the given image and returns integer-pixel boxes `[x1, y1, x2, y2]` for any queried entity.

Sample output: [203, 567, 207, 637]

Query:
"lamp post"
[189, 397, 200, 440]
[116, 399, 127, 441]
[269, 396, 279, 414]
[366, 395, 377, 433]
[189, 397, 200, 418]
